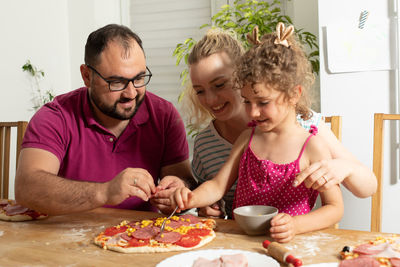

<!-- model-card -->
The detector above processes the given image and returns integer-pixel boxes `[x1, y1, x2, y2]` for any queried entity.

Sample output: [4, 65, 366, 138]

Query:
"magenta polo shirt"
[22, 87, 189, 211]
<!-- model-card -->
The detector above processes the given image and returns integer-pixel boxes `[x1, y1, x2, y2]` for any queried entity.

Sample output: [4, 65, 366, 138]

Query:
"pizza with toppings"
[340, 235, 400, 267]
[94, 214, 217, 253]
[0, 199, 48, 222]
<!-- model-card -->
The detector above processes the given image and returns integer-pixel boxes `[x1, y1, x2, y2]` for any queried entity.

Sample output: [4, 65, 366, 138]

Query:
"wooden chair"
[324, 116, 342, 141]
[371, 113, 400, 232]
[0, 121, 28, 199]
[321, 116, 342, 229]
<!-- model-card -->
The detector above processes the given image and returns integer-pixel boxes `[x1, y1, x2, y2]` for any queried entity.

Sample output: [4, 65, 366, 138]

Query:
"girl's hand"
[170, 187, 194, 212]
[269, 213, 296, 243]
[198, 203, 223, 218]
[293, 159, 351, 192]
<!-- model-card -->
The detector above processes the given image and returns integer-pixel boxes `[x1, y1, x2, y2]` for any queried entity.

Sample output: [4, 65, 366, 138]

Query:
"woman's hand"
[197, 203, 223, 218]
[269, 213, 296, 243]
[293, 158, 352, 192]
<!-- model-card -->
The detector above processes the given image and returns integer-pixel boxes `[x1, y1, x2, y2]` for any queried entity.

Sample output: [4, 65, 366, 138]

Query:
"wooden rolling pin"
[263, 240, 302, 266]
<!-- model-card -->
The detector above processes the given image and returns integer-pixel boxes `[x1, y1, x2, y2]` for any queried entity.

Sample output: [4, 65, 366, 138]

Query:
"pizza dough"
[0, 199, 48, 222]
[340, 235, 400, 267]
[94, 214, 216, 253]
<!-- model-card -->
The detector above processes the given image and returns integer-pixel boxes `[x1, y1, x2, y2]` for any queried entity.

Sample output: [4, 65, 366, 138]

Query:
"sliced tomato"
[174, 235, 201, 248]
[103, 226, 128, 236]
[128, 238, 150, 247]
[186, 228, 211, 237]
[24, 210, 43, 219]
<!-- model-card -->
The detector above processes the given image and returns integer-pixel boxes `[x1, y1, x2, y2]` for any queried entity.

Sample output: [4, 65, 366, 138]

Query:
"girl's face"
[189, 52, 244, 121]
[241, 83, 296, 132]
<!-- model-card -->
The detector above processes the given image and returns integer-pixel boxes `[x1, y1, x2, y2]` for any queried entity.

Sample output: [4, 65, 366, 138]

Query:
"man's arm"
[15, 148, 156, 215]
[160, 159, 197, 189]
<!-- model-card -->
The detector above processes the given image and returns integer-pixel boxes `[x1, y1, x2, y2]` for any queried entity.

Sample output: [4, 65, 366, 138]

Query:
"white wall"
[0, 0, 123, 198]
[285, 0, 320, 111]
[319, 0, 399, 233]
[67, 0, 124, 89]
[0, 0, 71, 122]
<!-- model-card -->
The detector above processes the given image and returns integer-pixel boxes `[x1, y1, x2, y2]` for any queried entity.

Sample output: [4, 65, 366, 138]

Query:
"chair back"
[0, 121, 28, 199]
[371, 113, 400, 232]
[323, 116, 343, 229]
[324, 116, 342, 141]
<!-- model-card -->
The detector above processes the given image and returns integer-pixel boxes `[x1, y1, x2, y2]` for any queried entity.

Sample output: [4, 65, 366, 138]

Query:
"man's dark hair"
[84, 24, 144, 66]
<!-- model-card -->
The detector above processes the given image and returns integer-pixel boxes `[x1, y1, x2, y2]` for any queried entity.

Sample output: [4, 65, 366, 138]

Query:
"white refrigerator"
[318, 0, 399, 233]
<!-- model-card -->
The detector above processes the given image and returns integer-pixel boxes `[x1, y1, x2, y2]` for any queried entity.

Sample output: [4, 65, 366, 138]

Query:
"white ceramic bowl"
[233, 205, 278, 236]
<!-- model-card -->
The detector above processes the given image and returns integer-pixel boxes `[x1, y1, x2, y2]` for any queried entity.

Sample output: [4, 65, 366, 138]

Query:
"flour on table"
[285, 232, 340, 257]
[61, 228, 92, 241]
[0, 230, 3, 236]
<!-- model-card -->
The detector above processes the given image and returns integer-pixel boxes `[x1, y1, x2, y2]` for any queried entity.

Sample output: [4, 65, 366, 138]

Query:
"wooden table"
[0, 208, 394, 266]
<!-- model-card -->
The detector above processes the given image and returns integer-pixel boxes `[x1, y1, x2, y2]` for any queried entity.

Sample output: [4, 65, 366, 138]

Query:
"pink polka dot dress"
[234, 125, 319, 217]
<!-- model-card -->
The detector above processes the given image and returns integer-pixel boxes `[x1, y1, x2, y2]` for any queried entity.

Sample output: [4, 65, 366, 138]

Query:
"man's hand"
[197, 203, 223, 218]
[150, 175, 186, 214]
[105, 168, 156, 206]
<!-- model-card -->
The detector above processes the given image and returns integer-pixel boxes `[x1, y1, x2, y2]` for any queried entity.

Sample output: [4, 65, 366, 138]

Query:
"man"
[15, 24, 195, 215]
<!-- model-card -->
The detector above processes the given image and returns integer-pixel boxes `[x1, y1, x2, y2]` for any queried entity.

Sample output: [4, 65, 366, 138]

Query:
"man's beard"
[89, 91, 145, 120]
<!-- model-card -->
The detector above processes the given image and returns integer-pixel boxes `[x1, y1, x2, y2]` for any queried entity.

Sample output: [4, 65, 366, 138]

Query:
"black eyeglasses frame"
[86, 64, 152, 92]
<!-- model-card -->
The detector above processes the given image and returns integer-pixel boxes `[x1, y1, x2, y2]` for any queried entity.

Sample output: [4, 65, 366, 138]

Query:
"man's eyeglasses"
[86, 65, 152, 91]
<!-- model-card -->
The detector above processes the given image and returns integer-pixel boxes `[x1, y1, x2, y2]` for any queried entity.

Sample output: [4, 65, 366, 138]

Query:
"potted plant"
[173, 0, 319, 97]
[22, 60, 55, 111]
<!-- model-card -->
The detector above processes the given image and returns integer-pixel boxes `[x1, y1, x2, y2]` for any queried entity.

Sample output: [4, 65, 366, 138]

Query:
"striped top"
[191, 110, 322, 218]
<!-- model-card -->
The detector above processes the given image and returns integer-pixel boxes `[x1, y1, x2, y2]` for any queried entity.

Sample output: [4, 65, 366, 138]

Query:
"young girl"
[180, 28, 375, 219]
[173, 23, 343, 242]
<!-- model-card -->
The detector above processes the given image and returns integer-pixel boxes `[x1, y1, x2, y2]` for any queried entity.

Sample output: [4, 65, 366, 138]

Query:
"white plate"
[304, 264, 339, 267]
[156, 249, 279, 267]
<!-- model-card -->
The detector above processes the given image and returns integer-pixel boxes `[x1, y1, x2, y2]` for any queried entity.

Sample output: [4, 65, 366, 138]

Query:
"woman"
[181, 28, 376, 218]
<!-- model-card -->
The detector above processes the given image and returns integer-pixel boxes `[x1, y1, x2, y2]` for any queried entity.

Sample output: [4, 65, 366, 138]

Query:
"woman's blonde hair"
[235, 26, 315, 120]
[180, 28, 245, 130]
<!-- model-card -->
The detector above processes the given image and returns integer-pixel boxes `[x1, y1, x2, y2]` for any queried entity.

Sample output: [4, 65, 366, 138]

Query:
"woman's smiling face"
[189, 52, 244, 121]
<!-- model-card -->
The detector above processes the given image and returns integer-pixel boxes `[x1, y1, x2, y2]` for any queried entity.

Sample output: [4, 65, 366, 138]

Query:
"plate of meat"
[156, 249, 279, 267]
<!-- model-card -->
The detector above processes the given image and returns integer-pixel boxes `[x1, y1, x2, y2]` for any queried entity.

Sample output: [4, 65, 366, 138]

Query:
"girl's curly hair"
[235, 30, 315, 120]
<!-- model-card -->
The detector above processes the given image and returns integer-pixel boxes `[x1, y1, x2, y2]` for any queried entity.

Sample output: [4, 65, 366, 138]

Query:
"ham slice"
[4, 204, 29, 216]
[353, 243, 387, 255]
[165, 220, 184, 229]
[339, 256, 380, 267]
[0, 199, 9, 206]
[132, 227, 158, 240]
[154, 231, 182, 244]
[192, 257, 221, 267]
[391, 257, 400, 267]
[180, 214, 200, 224]
[220, 254, 248, 267]
[192, 254, 248, 267]
[120, 233, 132, 241]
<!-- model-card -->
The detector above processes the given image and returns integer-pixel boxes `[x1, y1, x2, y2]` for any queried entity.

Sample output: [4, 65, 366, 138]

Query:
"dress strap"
[296, 125, 318, 161]
[247, 121, 257, 147]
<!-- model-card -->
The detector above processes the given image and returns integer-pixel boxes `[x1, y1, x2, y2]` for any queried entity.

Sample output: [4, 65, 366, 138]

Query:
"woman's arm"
[294, 120, 377, 198]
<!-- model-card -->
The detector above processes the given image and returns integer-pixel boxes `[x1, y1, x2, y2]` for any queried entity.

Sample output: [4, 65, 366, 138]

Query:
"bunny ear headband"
[274, 22, 294, 47]
[246, 26, 261, 45]
[246, 23, 294, 47]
